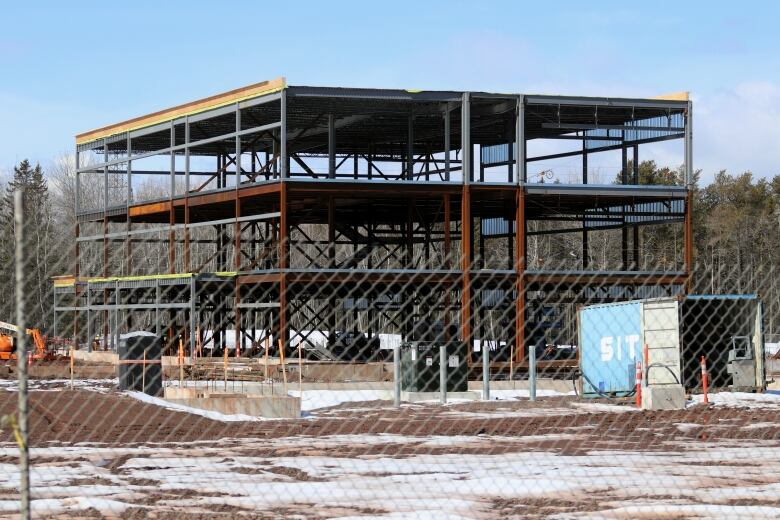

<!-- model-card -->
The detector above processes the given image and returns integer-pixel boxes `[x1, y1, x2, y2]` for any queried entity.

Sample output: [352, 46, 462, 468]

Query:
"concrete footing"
[401, 391, 480, 403]
[164, 387, 300, 418]
[642, 385, 686, 410]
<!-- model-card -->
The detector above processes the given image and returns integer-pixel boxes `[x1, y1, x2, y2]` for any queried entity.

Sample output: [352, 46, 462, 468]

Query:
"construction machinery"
[0, 321, 60, 362]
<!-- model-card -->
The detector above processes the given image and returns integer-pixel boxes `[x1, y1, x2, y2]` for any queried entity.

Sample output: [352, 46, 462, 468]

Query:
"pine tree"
[0, 160, 54, 330]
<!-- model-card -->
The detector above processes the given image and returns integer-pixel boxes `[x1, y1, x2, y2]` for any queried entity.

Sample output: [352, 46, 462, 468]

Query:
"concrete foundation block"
[401, 391, 480, 403]
[165, 392, 301, 419]
[642, 385, 686, 410]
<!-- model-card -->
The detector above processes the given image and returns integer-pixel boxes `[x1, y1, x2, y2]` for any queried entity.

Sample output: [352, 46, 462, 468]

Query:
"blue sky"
[1, 1, 779, 183]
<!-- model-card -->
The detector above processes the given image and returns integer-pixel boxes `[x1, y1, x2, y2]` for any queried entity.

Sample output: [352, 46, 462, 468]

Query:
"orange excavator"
[0, 321, 57, 362]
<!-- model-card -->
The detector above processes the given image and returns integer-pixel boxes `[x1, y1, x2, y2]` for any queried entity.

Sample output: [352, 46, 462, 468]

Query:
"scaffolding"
[55, 77, 694, 369]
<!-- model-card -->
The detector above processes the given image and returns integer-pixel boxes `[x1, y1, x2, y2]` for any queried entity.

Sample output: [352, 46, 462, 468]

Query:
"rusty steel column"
[515, 187, 526, 365]
[461, 185, 472, 362]
[443, 194, 451, 267]
[235, 196, 242, 357]
[443, 193, 452, 338]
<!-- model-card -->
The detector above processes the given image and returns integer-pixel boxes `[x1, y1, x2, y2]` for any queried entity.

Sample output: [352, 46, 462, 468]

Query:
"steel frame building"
[54, 77, 693, 367]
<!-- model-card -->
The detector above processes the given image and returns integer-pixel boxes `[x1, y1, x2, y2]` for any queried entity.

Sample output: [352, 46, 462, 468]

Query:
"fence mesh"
[2, 181, 780, 520]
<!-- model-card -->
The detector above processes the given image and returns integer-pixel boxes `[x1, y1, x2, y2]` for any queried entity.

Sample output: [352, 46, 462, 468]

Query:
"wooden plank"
[76, 77, 286, 145]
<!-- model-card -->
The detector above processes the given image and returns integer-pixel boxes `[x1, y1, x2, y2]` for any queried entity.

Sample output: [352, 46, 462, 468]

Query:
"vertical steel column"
[169, 122, 176, 274]
[235, 105, 242, 357]
[685, 190, 694, 293]
[103, 142, 109, 277]
[126, 135, 133, 276]
[407, 114, 414, 180]
[444, 105, 451, 182]
[154, 281, 161, 337]
[516, 97, 526, 185]
[460, 93, 472, 361]
[102, 144, 109, 348]
[443, 194, 452, 342]
[515, 188, 526, 364]
[621, 144, 629, 270]
[684, 100, 694, 291]
[482, 340, 490, 400]
[327, 196, 336, 344]
[633, 145, 640, 268]
[184, 116, 191, 271]
[393, 345, 401, 407]
[279, 183, 288, 352]
[328, 114, 336, 179]
[75, 149, 80, 277]
[685, 101, 693, 188]
[582, 139, 589, 268]
[439, 345, 447, 404]
[280, 89, 288, 179]
[189, 277, 196, 357]
[529, 339, 537, 401]
[86, 285, 92, 352]
[74, 149, 81, 346]
[462, 93, 471, 184]
[113, 281, 120, 351]
[444, 194, 451, 266]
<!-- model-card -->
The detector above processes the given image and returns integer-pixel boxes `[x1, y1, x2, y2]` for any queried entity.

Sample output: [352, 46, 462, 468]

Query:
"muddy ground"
[0, 385, 778, 518]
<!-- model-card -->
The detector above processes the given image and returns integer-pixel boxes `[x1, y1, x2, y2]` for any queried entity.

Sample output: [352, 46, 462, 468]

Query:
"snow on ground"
[691, 391, 780, 409]
[0, 435, 780, 518]
[288, 389, 393, 412]
[0, 378, 116, 393]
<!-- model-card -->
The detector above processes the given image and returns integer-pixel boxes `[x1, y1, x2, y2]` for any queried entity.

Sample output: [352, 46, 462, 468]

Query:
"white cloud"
[694, 81, 780, 182]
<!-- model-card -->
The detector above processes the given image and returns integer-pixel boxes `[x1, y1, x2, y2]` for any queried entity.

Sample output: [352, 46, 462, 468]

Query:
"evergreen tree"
[0, 160, 53, 330]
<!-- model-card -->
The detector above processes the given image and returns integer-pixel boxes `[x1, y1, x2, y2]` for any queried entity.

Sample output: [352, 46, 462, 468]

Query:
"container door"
[579, 302, 642, 395]
[642, 299, 682, 386]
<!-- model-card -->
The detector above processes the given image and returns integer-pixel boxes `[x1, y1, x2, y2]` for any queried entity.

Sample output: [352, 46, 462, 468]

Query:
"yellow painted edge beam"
[84, 273, 195, 284]
[55, 271, 238, 286]
[650, 91, 689, 101]
[76, 77, 286, 146]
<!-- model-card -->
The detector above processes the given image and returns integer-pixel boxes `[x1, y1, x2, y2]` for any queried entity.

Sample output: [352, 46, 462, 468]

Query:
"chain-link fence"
[1, 84, 779, 518]
[2, 183, 780, 519]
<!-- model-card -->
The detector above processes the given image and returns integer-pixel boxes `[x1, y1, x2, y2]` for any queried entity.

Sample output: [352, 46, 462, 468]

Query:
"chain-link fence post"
[14, 190, 30, 520]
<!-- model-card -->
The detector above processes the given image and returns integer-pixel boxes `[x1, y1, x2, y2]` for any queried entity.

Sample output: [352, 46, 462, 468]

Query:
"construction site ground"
[1, 379, 780, 519]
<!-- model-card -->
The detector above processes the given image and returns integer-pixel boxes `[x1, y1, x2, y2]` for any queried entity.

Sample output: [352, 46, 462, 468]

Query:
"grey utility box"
[400, 342, 468, 393]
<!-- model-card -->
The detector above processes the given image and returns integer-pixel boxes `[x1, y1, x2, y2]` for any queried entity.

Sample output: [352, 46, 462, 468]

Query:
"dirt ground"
[0, 384, 779, 518]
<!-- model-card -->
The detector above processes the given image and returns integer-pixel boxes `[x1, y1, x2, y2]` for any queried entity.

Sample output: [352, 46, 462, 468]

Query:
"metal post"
[328, 114, 335, 178]
[685, 100, 693, 188]
[529, 340, 536, 401]
[516, 97, 525, 185]
[439, 345, 447, 404]
[444, 106, 451, 181]
[462, 93, 471, 184]
[393, 345, 401, 407]
[189, 278, 196, 357]
[482, 341, 490, 400]
[14, 190, 30, 520]
[154, 281, 161, 337]
[582, 140, 589, 268]
[407, 114, 414, 180]
[280, 89, 288, 179]
[86, 286, 92, 352]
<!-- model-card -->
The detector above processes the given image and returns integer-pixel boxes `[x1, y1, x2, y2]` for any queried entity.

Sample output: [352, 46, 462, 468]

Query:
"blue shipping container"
[579, 301, 643, 396]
